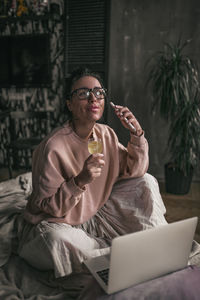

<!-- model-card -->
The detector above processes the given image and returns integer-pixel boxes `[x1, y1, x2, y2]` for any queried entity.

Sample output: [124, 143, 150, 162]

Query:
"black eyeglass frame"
[70, 87, 107, 100]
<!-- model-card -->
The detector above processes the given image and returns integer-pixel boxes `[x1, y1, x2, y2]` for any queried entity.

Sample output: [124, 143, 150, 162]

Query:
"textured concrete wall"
[107, 0, 200, 181]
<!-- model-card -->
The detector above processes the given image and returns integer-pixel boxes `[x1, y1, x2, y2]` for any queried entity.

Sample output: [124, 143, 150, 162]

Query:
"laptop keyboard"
[97, 268, 109, 285]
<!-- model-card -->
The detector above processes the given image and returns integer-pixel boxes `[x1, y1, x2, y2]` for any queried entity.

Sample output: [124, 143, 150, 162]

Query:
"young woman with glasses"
[18, 67, 167, 280]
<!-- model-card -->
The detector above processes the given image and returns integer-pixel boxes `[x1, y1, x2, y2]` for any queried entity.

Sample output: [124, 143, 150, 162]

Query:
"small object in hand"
[88, 137, 103, 154]
[110, 102, 136, 133]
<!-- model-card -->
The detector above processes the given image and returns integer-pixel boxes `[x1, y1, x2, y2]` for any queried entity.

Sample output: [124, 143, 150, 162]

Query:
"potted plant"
[147, 39, 200, 194]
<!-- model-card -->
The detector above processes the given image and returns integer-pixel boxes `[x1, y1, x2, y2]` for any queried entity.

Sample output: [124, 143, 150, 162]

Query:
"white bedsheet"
[0, 173, 199, 300]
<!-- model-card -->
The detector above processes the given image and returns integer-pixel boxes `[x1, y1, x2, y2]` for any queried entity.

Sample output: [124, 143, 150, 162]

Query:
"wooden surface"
[159, 181, 200, 243]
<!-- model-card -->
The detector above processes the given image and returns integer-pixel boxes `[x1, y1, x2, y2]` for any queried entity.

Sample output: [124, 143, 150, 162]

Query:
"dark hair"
[65, 67, 105, 99]
[64, 67, 106, 120]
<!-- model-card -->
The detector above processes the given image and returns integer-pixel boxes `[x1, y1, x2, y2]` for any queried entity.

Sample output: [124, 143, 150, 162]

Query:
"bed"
[0, 172, 200, 300]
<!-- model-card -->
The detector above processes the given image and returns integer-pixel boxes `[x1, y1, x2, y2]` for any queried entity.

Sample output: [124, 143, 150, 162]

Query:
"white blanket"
[0, 173, 89, 299]
[0, 173, 199, 300]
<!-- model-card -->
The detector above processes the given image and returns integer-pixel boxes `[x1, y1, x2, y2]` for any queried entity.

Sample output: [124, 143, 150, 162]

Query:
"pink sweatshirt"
[24, 122, 149, 225]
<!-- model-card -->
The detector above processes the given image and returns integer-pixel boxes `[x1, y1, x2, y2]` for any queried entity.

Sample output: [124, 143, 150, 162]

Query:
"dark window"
[64, 0, 110, 86]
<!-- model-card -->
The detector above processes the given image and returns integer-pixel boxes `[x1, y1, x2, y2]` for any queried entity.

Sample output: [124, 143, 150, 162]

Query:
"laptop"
[84, 217, 198, 294]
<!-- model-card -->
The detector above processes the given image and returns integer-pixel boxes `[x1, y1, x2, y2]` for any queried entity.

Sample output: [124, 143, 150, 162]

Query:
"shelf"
[0, 110, 10, 119]
[0, 13, 63, 23]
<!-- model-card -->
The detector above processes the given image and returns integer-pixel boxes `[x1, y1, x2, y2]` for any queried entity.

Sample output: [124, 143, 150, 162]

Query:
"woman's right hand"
[74, 154, 105, 188]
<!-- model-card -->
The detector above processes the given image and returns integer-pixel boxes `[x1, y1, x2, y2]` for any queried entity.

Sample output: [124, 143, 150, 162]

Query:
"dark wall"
[107, 0, 200, 181]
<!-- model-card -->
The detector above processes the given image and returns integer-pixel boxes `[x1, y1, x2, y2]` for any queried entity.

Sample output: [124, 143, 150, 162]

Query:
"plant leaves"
[146, 39, 200, 174]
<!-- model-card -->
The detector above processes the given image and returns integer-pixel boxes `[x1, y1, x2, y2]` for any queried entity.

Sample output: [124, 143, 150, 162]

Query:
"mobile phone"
[110, 102, 136, 133]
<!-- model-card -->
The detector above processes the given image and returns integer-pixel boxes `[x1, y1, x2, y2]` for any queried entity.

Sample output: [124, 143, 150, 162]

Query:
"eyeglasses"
[70, 87, 106, 100]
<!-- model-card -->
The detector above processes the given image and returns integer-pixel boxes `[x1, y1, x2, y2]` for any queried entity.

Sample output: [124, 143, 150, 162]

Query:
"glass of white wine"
[88, 137, 103, 154]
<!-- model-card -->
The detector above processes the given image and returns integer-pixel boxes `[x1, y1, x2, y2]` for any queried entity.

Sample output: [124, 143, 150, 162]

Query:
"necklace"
[70, 121, 94, 140]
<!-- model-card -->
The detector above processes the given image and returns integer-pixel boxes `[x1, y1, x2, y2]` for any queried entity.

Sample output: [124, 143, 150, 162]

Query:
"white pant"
[18, 174, 167, 278]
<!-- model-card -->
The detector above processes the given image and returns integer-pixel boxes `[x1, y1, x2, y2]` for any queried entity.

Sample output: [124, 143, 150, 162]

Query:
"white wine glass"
[88, 137, 103, 154]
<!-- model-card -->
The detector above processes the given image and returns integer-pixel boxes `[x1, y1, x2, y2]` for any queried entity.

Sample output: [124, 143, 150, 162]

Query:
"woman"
[19, 67, 167, 278]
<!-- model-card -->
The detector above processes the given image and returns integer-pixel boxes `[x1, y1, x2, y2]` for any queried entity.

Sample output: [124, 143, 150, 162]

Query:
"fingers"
[114, 105, 143, 135]
[81, 154, 105, 184]
[75, 154, 105, 188]
[87, 153, 105, 168]
[86, 155, 105, 176]
[114, 105, 133, 121]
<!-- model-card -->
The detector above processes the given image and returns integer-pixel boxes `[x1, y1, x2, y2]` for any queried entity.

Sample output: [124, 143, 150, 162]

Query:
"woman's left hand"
[114, 105, 143, 136]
